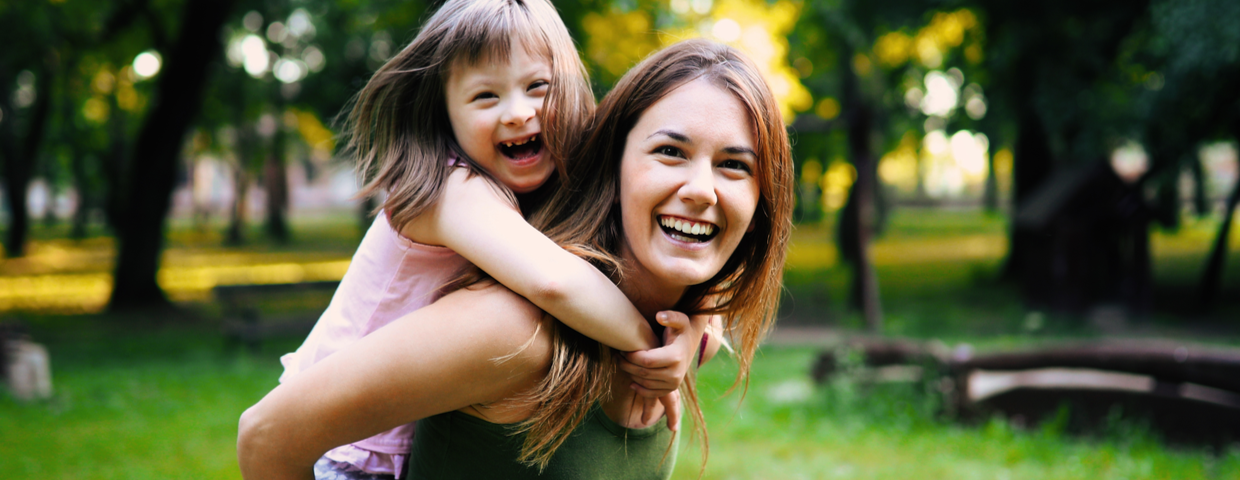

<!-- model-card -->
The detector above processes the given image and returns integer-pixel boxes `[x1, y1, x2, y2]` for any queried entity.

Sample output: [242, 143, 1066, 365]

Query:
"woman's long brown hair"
[507, 39, 795, 470]
[341, 0, 594, 231]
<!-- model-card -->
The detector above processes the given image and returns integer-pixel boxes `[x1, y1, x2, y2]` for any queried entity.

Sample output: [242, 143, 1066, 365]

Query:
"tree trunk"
[1190, 155, 1209, 218]
[264, 95, 290, 243]
[0, 61, 53, 258]
[227, 125, 252, 245]
[62, 54, 91, 240]
[70, 149, 90, 239]
[1002, 107, 1054, 282]
[835, 43, 882, 333]
[108, 0, 236, 311]
[1198, 165, 1240, 310]
[981, 123, 1000, 213]
[102, 93, 128, 233]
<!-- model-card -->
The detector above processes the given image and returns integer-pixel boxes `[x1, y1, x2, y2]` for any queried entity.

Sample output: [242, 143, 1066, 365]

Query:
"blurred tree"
[0, 2, 55, 258]
[1131, 0, 1240, 309]
[109, 0, 237, 311]
[790, 1, 984, 331]
[963, 0, 1155, 312]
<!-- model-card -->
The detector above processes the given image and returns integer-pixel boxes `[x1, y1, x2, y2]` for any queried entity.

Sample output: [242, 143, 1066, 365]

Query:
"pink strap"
[697, 331, 709, 368]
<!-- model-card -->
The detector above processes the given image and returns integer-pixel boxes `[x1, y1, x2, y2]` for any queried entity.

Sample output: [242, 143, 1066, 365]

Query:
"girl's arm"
[237, 284, 552, 480]
[402, 169, 659, 351]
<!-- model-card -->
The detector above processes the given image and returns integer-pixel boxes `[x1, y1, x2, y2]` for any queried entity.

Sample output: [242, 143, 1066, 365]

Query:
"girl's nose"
[678, 159, 718, 206]
[501, 98, 537, 127]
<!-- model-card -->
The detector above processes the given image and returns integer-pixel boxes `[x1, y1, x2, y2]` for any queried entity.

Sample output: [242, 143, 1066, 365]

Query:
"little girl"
[276, 1, 705, 478]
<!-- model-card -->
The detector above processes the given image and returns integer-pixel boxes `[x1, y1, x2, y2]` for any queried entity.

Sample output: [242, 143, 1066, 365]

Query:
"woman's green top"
[406, 405, 677, 479]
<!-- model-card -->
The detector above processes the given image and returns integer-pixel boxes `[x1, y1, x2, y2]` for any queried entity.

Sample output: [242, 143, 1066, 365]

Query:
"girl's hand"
[618, 311, 704, 430]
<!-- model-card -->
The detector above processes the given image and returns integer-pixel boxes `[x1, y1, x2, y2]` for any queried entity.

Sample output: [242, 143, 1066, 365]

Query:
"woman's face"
[618, 78, 760, 293]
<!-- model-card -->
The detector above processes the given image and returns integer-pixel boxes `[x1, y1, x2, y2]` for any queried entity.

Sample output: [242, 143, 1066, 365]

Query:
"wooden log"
[949, 341, 1240, 393]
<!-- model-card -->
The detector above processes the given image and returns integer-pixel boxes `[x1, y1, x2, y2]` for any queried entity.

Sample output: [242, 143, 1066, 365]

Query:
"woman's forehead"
[632, 80, 755, 148]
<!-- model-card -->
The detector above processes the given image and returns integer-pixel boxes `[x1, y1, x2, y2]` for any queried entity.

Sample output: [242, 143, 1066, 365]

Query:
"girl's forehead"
[451, 35, 552, 68]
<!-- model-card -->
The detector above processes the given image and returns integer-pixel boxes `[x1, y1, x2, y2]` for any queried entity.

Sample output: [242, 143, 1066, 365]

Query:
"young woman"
[238, 39, 794, 479]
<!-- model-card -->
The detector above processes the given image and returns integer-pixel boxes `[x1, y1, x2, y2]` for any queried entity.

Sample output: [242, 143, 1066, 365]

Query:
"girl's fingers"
[624, 347, 679, 368]
[630, 381, 674, 399]
[656, 310, 691, 331]
[660, 391, 682, 432]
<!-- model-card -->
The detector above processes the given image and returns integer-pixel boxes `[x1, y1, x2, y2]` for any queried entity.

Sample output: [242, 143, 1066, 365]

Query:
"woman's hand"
[618, 311, 706, 430]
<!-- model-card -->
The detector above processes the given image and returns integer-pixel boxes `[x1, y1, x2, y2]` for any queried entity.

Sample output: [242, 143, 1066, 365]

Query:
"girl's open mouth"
[659, 216, 719, 243]
[499, 134, 542, 161]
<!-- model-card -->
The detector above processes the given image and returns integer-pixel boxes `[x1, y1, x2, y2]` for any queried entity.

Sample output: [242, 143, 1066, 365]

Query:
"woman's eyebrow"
[648, 129, 755, 156]
[724, 146, 757, 157]
[648, 129, 690, 143]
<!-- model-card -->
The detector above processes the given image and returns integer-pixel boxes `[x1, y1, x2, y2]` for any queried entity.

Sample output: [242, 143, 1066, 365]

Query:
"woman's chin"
[647, 261, 717, 289]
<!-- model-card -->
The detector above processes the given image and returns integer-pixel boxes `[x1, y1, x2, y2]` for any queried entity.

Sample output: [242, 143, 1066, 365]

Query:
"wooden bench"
[214, 281, 340, 353]
[813, 339, 1240, 446]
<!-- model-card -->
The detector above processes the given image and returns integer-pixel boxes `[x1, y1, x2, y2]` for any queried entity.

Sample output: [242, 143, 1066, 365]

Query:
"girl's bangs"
[449, 4, 553, 67]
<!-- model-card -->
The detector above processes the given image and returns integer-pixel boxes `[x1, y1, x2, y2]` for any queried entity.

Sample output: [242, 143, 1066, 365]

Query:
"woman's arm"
[237, 284, 552, 480]
[402, 169, 659, 351]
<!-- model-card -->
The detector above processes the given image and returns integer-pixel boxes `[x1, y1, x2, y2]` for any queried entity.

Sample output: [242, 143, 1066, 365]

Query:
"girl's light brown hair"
[514, 38, 795, 469]
[343, 0, 594, 230]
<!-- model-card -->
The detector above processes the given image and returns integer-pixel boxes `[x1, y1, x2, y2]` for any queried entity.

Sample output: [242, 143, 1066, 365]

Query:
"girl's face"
[444, 44, 554, 193]
[618, 79, 760, 296]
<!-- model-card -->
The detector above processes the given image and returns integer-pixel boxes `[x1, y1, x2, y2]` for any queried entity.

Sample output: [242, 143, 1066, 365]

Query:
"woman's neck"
[615, 249, 687, 321]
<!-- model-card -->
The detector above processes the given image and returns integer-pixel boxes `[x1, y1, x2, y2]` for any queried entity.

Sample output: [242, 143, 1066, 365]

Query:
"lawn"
[3, 208, 1240, 478]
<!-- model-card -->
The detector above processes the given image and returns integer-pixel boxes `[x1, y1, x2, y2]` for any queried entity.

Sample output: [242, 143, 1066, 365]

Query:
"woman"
[238, 39, 793, 479]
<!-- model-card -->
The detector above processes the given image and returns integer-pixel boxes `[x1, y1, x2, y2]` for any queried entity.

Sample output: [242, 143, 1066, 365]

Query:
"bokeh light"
[132, 51, 162, 79]
[241, 34, 269, 77]
[921, 71, 959, 118]
[1110, 141, 1150, 183]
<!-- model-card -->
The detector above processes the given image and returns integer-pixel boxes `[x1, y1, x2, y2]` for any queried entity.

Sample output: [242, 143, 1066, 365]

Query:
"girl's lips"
[502, 147, 544, 168]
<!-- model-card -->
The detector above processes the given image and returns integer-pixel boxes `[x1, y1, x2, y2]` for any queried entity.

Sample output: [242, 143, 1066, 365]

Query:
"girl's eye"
[472, 91, 497, 101]
[653, 145, 683, 158]
[528, 80, 549, 92]
[720, 159, 752, 173]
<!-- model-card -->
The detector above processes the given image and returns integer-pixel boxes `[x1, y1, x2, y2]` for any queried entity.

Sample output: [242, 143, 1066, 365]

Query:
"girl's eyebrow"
[647, 129, 756, 157]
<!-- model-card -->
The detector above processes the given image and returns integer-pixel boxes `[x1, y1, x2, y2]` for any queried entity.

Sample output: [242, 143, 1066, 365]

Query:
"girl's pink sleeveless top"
[279, 211, 469, 477]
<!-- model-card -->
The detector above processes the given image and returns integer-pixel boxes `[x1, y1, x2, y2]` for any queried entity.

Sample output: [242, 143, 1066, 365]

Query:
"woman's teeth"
[660, 217, 715, 239]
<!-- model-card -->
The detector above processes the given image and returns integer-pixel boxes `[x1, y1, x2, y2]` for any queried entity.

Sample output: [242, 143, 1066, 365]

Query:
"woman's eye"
[720, 159, 752, 173]
[653, 146, 683, 158]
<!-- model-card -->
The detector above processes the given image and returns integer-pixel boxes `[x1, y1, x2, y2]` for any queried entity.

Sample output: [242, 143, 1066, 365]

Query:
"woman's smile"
[657, 215, 718, 244]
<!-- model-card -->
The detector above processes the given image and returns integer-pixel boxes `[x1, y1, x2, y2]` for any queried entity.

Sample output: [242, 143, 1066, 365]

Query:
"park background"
[2, 0, 1240, 478]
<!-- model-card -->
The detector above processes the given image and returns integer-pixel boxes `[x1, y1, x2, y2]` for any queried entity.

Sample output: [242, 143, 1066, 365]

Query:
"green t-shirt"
[406, 405, 677, 479]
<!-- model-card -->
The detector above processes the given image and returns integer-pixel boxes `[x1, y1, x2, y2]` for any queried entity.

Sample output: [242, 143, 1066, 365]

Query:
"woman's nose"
[678, 160, 718, 206]
[501, 97, 537, 127]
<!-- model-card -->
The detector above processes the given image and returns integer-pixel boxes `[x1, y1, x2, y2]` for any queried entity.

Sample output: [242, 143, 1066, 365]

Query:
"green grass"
[0, 315, 296, 479]
[4, 208, 1240, 478]
[6, 320, 1236, 479]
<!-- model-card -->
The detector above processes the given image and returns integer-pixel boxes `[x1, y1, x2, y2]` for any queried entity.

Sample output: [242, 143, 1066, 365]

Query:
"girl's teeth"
[503, 134, 537, 148]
